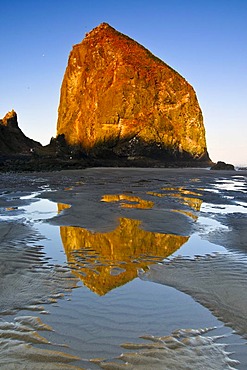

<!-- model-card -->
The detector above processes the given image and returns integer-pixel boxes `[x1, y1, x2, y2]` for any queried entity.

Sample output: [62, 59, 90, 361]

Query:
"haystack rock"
[57, 23, 210, 161]
[0, 110, 41, 154]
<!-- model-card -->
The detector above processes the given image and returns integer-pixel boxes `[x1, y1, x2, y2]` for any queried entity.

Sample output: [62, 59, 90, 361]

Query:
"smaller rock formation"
[210, 161, 235, 171]
[0, 110, 41, 155]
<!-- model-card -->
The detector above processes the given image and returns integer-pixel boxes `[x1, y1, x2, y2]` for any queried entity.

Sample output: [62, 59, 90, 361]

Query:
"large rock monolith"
[57, 23, 210, 162]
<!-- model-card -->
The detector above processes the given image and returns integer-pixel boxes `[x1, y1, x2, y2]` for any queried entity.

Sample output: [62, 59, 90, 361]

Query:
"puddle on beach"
[0, 169, 247, 369]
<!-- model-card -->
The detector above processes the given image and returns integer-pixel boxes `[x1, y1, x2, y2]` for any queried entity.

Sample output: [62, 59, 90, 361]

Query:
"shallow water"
[0, 168, 246, 369]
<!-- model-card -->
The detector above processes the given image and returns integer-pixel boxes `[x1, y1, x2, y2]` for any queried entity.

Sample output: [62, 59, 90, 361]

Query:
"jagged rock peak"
[1, 110, 18, 128]
[85, 22, 114, 36]
[0, 110, 41, 155]
[85, 22, 125, 40]
[57, 23, 210, 161]
[83, 22, 166, 68]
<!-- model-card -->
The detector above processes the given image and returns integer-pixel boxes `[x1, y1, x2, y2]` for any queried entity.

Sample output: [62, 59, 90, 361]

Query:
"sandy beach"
[0, 167, 246, 369]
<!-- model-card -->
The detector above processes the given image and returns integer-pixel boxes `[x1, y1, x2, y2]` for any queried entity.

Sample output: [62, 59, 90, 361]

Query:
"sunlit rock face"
[0, 110, 41, 154]
[57, 23, 209, 161]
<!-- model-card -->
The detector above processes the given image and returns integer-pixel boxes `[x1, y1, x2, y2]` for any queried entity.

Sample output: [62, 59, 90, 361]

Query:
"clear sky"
[1, 0, 246, 165]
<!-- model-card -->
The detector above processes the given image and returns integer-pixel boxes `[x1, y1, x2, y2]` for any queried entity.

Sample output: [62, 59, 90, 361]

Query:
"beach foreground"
[0, 168, 246, 369]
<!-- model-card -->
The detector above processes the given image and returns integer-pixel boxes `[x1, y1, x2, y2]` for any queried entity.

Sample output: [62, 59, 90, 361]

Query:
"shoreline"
[0, 153, 214, 172]
[1, 154, 245, 173]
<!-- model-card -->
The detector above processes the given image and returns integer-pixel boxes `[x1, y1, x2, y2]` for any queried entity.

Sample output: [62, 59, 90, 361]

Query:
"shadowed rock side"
[57, 23, 210, 162]
[210, 161, 235, 170]
[58, 204, 188, 295]
[0, 110, 41, 154]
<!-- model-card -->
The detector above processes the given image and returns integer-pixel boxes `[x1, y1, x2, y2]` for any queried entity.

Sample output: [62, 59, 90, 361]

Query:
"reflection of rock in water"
[58, 204, 188, 295]
[147, 187, 203, 212]
[102, 188, 203, 213]
[95, 327, 238, 370]
[101, 194, 154, 209]
[140, 254, 247, 339]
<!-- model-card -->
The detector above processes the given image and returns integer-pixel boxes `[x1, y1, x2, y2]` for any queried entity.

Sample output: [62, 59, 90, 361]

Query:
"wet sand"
[140, 253, 247, 338]
[0, 168, 246, 369]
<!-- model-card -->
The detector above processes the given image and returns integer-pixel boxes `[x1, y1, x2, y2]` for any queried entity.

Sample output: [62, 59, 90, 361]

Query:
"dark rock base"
[210, 161, 235, 171]
[0, 154, 213, 173]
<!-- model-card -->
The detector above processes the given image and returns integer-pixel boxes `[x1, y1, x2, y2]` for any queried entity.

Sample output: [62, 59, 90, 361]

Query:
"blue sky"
[0, 0, 246, 165]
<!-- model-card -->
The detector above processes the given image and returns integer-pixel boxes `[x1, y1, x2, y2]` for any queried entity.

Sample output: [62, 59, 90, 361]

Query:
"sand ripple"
[95, 328, 238, 369]
[139, 253, 247, 338]
[0, 315, 85, 369]
[0, 221, 78, 314]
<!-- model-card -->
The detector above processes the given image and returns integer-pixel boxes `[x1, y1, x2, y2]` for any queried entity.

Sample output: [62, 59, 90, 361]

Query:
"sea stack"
[57, 23, 209, 162]
[0, 110, 41, 154]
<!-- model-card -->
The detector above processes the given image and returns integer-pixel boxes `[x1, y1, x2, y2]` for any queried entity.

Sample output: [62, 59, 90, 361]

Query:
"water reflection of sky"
[172, 233, 226, 258]
[23, 198, 58, 220]
[214, 177, 247, 192]
[201, 202, 247, 214]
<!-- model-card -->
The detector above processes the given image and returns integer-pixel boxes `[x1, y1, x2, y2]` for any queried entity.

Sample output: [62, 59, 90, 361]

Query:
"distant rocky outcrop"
[57, 23, 210, 162]
[0, 110, 41, 155]
[210, 161, 235, 171]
